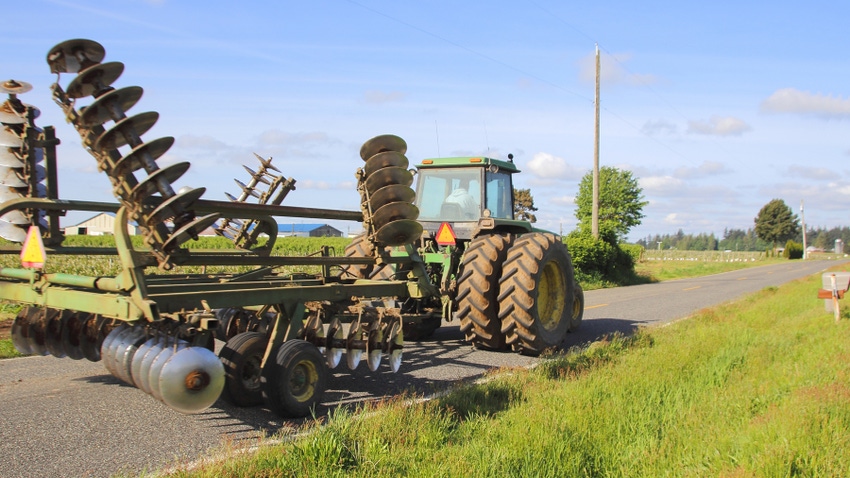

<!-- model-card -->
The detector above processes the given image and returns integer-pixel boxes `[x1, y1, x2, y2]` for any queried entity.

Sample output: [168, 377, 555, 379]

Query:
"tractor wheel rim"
[539, 260, 566, 331]
[290, 359, 318, 402]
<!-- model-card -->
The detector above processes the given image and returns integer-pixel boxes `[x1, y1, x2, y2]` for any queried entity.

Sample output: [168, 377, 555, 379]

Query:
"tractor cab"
[414, 156, 519, 240]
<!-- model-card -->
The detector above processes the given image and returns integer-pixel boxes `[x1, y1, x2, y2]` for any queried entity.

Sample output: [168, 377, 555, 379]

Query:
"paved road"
[0, 259, 840, 477]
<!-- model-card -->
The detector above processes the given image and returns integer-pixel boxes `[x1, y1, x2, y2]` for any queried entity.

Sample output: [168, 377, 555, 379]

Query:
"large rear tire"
[456, 234, 512, 349]
[340, 233, 375, 279]
[219, 332, 267, 407]
[498, 233, 575, 355]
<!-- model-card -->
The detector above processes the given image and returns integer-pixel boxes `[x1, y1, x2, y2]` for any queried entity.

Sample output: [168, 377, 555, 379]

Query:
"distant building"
[63, 212, 140, 236]
[277, 223, 342, 237]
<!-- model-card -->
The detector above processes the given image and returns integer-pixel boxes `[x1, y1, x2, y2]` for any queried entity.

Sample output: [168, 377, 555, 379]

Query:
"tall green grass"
[166, 270, 850, 477]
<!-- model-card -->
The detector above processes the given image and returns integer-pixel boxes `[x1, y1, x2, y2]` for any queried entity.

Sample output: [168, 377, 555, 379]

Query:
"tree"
[513, 188, 537, 223]
[754, 199, 800, 250]
[575, 166, 647, 242]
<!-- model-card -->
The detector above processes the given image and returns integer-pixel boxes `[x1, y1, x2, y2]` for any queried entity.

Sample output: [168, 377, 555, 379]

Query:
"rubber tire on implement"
[218, 332, 268, 407]
[456, 234, 512, 350]
[498, 232, 575, 355]
[262, 339, 327, 418]
[570, 283, 584, 332]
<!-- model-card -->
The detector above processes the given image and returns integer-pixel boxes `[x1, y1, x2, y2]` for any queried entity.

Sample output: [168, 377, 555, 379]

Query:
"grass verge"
[165, 268, 850, 477]
[634, 257, 787, 282]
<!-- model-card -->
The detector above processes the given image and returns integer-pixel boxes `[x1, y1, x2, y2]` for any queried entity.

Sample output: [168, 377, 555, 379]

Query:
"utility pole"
[800, 199, 807, 259]
[592, 43, 600, 239]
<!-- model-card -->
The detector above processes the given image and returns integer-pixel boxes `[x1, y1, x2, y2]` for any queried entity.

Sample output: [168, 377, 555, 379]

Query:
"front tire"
[570, 283, 584, 331]
[498, 233, 575, 355]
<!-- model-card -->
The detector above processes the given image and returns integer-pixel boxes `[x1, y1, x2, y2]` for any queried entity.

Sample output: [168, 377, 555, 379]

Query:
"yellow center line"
[737, 277, 747, 281]
[584, 304, 607, 310]
[682, 286, 701, 291]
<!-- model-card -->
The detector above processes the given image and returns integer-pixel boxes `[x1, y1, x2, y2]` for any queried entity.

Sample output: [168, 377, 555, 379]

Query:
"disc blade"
[364, 151, 409, 177]
[100, 322, 130, 375]
[61, 313, 87, 360]
[147, 187, 206, 225]
[130, 337, 159, 389]
[0, 148, 24, 167]
[129, 161, 191, 201]
[346, 348, 362, 370]
[0, 166, 26, 188]
[368, 184, 415, 212]
[11, 308, 33, 355]
[65, 61, 124, 99]
[93, 111, 158, 152]
[138, 339, 167, 394]
[44, 309, 67, 358]
[0, 128, 22, 148]
[25, 308, 49, 356]
[46, 39, 106, 74]
[325, 318, 344, 369]
[78, 313, 106, 362]
[0, 79, 33, 95]
[113, 136, 174, 174]
[158, 346, 225, 414]
[387, 321, 403, 373]
[374, 219, 423, 247]
[0, 220, 26, 242]
[148, 340, 188, 401]
[364, 166, 413, 194]
[79, 86, 144, 127]
[372, 202, 419, 231]
[0, 101, 26, 125]
[1, 209, 29, 225]
[359, 134, 407, 161]
[366, 326, 383, 372]
[116, 327, 147, 385]
[161, 212, 220, 251]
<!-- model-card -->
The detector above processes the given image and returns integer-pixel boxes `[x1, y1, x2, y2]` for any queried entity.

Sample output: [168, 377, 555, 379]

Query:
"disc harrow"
[0, 38, 441, 418]
[46, 39, 218, 268]
[357, 134, 422, 249]
[215, 153, 296, 252]
[0, 79, 50, 242]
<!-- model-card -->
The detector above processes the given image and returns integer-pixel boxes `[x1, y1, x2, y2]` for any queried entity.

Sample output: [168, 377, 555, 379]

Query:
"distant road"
[0, 259, 841, 478]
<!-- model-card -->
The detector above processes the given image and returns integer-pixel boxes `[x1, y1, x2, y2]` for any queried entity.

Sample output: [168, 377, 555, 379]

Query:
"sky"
[3, 0, 849, 242]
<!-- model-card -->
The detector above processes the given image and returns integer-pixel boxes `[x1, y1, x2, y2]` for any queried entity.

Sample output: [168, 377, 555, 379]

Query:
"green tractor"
[347, 152, 584, 355]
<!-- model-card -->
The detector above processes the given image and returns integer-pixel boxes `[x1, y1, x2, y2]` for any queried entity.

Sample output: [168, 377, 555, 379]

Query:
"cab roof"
[416, 156, 520, 173]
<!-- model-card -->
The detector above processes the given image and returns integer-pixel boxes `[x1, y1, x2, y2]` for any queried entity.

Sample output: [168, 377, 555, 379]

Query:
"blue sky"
[4, 0, 849, 241]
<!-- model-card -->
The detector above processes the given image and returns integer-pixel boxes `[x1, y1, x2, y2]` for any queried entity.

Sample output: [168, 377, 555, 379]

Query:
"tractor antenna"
[483, 120, 490, 154]
[434, 120, 441, 157]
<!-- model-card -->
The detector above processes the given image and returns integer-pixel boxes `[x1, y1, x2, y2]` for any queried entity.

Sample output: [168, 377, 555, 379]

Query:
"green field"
[161, 266, 850, 477]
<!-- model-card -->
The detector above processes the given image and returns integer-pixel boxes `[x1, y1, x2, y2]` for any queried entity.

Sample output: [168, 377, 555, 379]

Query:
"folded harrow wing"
[0, 39, 436, 417]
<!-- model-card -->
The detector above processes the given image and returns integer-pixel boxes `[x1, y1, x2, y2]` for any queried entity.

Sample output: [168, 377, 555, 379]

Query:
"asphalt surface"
[0, 259, 840, 477]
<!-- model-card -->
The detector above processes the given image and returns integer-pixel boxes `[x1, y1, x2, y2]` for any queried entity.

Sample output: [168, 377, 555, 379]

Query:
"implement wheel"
[498, 233, 575, 355]
[263, 340, 327, 418]
[219, 332, 267, 407]
[456, 234, 512, 349]
[570, 283, 584, 332]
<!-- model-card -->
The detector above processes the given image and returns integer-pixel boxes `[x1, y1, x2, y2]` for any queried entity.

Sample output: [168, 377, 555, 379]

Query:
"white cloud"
[760, 88, 850, 119]
[641, 119, 678, 136]
[674, 161, 732, 179]
[640, 175, 683, 194]
[578, 51, 658, 86]
[687, 116, 752, 137]
[549, 195, 575, 205]
[786, 165, 840, 181]
[526, 152, 583, 180]
[363, 90, 406, 104]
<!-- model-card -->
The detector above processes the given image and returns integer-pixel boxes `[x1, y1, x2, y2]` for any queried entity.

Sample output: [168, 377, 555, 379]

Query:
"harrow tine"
[253, 152, 281, 173]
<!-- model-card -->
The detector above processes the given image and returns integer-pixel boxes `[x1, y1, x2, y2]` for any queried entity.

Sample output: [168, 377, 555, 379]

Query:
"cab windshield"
[414, 167, 514, 221]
